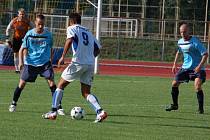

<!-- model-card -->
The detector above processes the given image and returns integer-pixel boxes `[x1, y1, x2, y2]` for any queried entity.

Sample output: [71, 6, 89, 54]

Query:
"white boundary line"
[100, 63, 173, 69]
[99, 63, 210, 71]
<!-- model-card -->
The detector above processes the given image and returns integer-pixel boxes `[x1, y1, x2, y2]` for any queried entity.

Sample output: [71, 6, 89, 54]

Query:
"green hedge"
[100, 37, 178, 62]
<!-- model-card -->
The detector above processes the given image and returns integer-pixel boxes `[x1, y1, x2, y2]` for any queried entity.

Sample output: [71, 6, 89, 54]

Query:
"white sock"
[86, 94, 101, 113]
[14, 57, 19, 71]
[52, 88, 63, 109]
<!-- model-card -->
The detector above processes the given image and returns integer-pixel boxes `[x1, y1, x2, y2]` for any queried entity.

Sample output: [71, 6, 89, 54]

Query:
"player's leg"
[9, 64, 38, 112]
[81, 82, 107, 123]
[194, 71, 206, 114]
[42, 61, 65, 115]
[12, 38, 22, 73]
[47, 78, 66, 116]
[47, 79, 65, 114]
[42, 63, 74, 120]
[53, 78, 70, 110]
[42, 78, 70, 120]
[165, 80, 180, 111]
[81, 83, 101, 112]
[9, 79, 26, 112]
[13, 52, 19, 73]
[166, 69, 189, 111]
[194, 78, 204, 114]
[80, 65, 107, 122]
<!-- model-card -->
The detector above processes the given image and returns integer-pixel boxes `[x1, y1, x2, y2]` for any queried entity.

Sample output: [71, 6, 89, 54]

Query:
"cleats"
[9, 104, 16, 112]
[42, 111, 57, 120]
[165, 104, 178, 111]
[57, 109, 65, 116]
[94, 110, 108, 123]
[197, 109, 204, 114]
[15, 71, 20, 74]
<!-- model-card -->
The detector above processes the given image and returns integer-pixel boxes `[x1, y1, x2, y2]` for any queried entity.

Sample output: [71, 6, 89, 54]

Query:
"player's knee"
[18, 81, 26, 89]
[48, 81, 55, 87]
[81, 89, 90, 98]
[194, 86, 202, 92]
[81, 92, 90, 98]
[172, 80, 179, 87]
[81, 83, 91, 98]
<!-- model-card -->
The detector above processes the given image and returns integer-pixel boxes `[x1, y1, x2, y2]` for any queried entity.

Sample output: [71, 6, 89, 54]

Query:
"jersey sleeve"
[49, 32, 53, 48]
[193, 37, 207, 55]
[6, 20, 14, 36]
[177, 40, 181, 53]
[94, 37, 102, 49]
[66, 26, 75, 39]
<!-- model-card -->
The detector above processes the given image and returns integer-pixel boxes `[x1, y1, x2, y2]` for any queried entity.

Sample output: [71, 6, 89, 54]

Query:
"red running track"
[98, 60, 210, 79]
[1, 59, 210, 79]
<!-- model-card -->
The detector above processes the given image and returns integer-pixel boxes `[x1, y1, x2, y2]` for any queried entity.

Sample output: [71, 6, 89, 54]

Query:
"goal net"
[43, 14, 138, 48]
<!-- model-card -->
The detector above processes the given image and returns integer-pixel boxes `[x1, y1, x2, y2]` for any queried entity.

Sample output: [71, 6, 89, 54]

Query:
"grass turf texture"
[0, 70, 210, 140]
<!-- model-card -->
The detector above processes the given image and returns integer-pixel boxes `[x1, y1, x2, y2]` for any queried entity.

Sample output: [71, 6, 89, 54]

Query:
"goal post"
[92, 0, 102, 74]
[208, 22, 210, 63]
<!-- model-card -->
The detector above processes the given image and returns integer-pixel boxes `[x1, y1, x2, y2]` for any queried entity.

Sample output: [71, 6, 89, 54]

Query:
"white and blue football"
[70, 106, 85, 120]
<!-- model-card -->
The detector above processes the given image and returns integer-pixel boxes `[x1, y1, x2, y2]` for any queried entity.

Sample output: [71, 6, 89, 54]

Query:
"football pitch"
[0, 70, 210, 140]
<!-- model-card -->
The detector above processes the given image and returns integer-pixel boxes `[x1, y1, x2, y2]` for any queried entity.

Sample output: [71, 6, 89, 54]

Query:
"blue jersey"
[21, 28, 53, 66]
[177, 36, 207, 70]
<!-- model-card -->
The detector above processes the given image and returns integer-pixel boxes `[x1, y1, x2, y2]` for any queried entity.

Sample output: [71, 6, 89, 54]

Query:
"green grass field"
[0, 70, 210, 140]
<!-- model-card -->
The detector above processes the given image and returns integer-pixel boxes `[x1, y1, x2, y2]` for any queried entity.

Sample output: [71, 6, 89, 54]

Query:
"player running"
[6, 8, 33, 73]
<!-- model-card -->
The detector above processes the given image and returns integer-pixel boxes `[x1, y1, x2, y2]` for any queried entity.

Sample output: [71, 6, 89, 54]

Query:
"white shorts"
[61, 62, 94, 86]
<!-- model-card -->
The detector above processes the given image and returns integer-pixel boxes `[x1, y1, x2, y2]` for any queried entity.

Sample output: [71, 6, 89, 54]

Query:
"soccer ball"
[70, 107, 85, 120]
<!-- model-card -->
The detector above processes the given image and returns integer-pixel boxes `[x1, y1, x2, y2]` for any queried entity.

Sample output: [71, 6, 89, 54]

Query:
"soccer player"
[8, 14, 65, 116]
[42, 13, 108, 122]
[165, 22, 208, 114]
[6, 8, 33, 73]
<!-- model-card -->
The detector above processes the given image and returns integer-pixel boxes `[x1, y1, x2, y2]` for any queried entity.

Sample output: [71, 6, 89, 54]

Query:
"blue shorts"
[20, 61, 54, 82]
[175, 68, 206, 83]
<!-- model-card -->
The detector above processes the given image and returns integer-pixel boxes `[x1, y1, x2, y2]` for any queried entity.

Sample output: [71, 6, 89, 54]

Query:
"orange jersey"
[10, 17, 31, 39]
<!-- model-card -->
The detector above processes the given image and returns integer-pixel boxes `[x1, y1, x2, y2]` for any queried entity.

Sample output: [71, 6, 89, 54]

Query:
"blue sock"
[52, 88, 63, 111]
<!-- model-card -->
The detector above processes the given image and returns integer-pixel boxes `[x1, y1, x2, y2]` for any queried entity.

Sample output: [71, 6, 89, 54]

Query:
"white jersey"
[67, 24, 102, 65]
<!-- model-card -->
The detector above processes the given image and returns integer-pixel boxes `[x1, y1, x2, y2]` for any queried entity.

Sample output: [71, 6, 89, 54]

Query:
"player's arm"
[172, 51, 179, 74]
[5, 20, 13, 37]
[5, 20, 14, 47]
[50, 48, 53, 63]
[49, 33, 54, 63]
[19, 46, 28, 70]
[93, 38, 102, 57]
[194, 38, 209, 72]
[94, 42, 100, 57]
[19, 32, 29, 70]
[195, 53, 208, 73]
[18, 47, 24, 70]
[57, 38, 73, 67]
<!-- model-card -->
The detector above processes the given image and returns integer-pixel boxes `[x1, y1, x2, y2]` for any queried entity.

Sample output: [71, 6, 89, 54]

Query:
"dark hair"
[69, 13, 81, 24]
[179, 21, 188, 27]
[36, 14, 45, 20]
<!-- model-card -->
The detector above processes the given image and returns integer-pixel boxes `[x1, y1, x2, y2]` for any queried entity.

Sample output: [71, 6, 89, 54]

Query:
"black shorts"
[20, 61, 54, 82]
[175, 68, 206, 83]
[12, 38, 23, 53]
